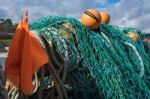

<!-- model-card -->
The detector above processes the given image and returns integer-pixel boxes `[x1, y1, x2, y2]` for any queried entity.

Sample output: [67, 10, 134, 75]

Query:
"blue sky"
[0, 0, 149, 33]
[108, 0, 120, 4]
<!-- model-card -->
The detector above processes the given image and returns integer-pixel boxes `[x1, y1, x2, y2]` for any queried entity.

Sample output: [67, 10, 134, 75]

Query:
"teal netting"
[30, 16, 150, 99]
[115, 26, 150, 59]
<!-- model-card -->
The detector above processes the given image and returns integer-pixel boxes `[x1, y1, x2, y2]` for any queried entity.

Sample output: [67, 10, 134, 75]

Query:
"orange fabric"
[5, 14, 49, 95]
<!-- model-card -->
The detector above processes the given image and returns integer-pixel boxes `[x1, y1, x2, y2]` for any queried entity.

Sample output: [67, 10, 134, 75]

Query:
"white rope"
[10, 88, 18, 99]
[8, 85, 18, 99]
[30, 72, 39, 94]
[8, 86, 16, 97]
[14, 93, 19, 99]
[124, 42, 144, 77]
[101, 32, 113, 46]
[8, 72, 39, 99]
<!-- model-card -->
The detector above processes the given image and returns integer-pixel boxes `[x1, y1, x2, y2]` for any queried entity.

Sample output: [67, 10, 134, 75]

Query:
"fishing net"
[30, 16, 150, 99]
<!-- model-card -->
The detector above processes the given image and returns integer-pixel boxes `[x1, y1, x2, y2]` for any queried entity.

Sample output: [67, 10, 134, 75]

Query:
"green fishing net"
[30, 16, 150, 99]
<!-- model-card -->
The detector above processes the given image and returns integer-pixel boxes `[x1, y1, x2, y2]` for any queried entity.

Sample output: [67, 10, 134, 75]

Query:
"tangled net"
[23, 16, 150, 99]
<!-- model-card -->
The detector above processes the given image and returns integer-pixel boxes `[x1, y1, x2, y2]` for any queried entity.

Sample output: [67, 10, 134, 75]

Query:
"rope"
[30, 72, 39, 94]
[10, 87, 18, 99]
[14, 93, 19, 99]
[101, 32, 113, 46]
[124, 42, 144, 77]
[8, 72, 39, 99]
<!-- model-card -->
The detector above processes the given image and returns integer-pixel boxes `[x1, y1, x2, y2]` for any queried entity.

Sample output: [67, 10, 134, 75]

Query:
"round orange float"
[80, 9, 101, 29]
[127, 32, 139, 41]
[100, 11, 110, 24]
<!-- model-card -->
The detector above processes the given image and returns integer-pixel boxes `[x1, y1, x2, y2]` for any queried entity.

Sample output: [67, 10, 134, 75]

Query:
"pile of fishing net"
[29, 16, 150, 99]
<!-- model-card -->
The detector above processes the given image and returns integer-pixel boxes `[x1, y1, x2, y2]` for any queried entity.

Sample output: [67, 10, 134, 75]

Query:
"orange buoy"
[127, 32, 139, 41]
[100, 11, 110, 24]
[80, 9, 101, 29]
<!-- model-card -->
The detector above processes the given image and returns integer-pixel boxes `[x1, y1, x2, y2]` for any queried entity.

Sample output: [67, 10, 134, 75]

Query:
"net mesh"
[30, 16, 150, 99]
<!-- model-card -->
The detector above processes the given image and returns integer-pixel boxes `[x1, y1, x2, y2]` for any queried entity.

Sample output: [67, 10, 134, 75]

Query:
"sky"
[0, 0, 150, 33]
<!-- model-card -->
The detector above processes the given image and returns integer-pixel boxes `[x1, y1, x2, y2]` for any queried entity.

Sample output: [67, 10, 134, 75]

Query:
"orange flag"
[5, 12, 49, 95]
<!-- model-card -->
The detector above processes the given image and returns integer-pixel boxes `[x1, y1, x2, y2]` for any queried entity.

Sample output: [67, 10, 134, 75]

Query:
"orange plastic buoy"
[127, 32, 139, 41]
[80, 9, 101, 29]
[100, 11, 110, 24]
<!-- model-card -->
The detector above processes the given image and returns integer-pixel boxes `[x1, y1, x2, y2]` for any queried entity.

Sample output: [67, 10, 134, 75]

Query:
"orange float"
[127, 32, 139, 41]
[100, 11, 110, 24]
[80, 9, 101, 29]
